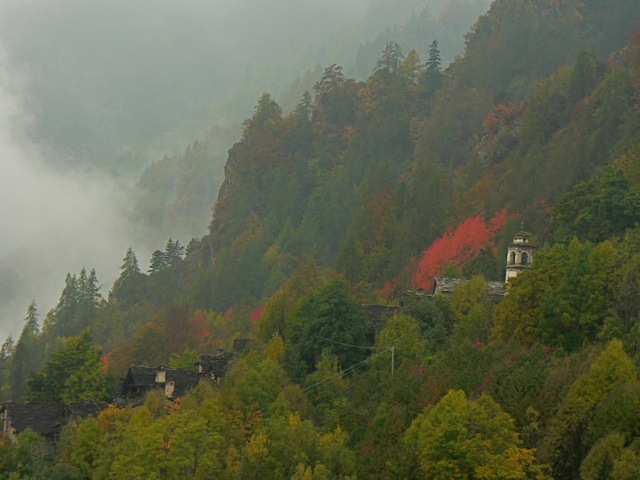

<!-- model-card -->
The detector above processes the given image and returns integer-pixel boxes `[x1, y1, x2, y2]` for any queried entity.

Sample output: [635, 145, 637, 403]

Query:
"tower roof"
[510, 231, 536, 247]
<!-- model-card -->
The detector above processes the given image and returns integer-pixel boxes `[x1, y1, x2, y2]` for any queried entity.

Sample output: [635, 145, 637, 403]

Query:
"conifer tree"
[41, 269, 101, 340]
[244, 92, 282, 134]
[121, 247, 140, 277]
[374, 41, 404, 76]
[422, 39, 444, 96]
[46, 273, 79, 337]
[10, 302, 44, 399]
[0, 335, 14, 400]
[313, 64, 345, 101]
[110, 247, 146, 306]
[87, 268, 101, 305]
[0, 335, 14, 360]
[165, 238, 185, 266]
[295, 90, 312, 121]
[426, 39, 442, 73]
[149, 249, 167, 273]
[23, 301, 40, 336]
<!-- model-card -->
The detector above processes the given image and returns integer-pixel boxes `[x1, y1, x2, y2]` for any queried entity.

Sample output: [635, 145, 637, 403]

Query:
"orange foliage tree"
[413, 210, 507, 290]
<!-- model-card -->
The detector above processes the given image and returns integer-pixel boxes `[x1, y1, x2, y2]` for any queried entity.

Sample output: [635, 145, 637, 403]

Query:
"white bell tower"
[505, 231, 535, 282]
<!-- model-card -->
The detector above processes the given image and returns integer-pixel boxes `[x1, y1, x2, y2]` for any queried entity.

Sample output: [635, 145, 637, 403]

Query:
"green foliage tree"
[568, 48, 598, 106]
[550, 167, 640, 244]
[374, 41, 404, 77]
[292, 277, 368, 374]
[0, 428, 62, 479]
[0, 335, 14, 400]
[401, 49, 424, 82]
[169, 347, 200, 372]
[109, 247, 148, 308]
[403, 389, 550, 479]
[493, 239, 617, 351]
[399, 293, 454, 352]
[422, 39, 444, 96]
[43, 268, 102, 341]
[450, 275, 492, 344]
[244, 92, 282, 134]
[487, 343, 554, 432]
[9, 302, 44, 400]
[540, 340, 638, 479]
[149, 249, 168, 273]
[353, 314, 429, 478]
[226, 356, 289, 413]
[27, 330, 109, 403]
[580, 431, 626, 480]
[304, 351, 348, 429]
[312, 64, 358, 159]
[165, 238, 185, 266]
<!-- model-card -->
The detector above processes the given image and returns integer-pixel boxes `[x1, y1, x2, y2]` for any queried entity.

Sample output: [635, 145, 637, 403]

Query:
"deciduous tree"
[27, 330, 109, 403]
[403, 389, 550, 479]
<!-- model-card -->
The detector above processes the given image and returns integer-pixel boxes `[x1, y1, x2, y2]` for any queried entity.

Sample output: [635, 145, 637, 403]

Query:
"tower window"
[521, 252, 529, 265]
[509, 251, 516, 264]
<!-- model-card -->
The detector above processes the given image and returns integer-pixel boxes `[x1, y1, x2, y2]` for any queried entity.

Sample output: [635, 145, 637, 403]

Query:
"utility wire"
[317, 335, 391, 349]
[301, 328, 453, 395]
[320, 333, 450, 351]
[302, 348, 392, 395]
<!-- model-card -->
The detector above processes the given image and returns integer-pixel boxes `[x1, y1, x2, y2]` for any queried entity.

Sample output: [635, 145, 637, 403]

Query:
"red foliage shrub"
[192, 311, 210, 339]
[101, 351, 111, 372]
[250, 305, 265, 324]
[380, 280, 397, 299]
[412, 209, 507, 290]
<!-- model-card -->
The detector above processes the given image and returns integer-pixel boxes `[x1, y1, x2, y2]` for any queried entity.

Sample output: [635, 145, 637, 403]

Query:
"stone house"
[1, 400, 104, 446]
[119, 350, 237, 402]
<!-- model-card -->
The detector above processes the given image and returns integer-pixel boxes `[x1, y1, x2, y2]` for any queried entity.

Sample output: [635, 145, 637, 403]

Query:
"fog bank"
[0, 45, 144, 340]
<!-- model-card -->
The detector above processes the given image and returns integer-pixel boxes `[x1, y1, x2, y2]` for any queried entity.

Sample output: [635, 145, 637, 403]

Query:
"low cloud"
[0, 45, 142, 340]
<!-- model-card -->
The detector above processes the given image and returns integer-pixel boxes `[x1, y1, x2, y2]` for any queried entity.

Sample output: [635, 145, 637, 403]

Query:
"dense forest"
[4, 0, 640, 478]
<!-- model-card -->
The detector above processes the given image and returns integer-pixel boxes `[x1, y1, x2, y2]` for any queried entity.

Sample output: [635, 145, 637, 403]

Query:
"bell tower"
[505, 231, 535, 282]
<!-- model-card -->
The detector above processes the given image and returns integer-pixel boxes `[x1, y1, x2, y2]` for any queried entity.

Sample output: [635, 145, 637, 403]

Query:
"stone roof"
[433, 277, 506, 301]
[1, 400, 105, 440]
[66, 401, 105, 421]
[121, 365, 209, 398]
[432, 277, 464, 295]
[121, 349, 239, 402]
[1, 402, 63, 437]
[486, 281, 508, 298]
[126, 365, 157, 389]
[168, 369, 208, 396]
[199, 351, 234, 379]
[232, 338, 250, 354]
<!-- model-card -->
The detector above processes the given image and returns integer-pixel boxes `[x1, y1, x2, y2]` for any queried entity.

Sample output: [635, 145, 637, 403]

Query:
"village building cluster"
[1, 346, 240, 448]
[1, 233, 534, 449]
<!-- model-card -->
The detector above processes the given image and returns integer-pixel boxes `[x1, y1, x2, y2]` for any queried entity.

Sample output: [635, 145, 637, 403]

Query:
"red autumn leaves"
[413, 210, 507, 290]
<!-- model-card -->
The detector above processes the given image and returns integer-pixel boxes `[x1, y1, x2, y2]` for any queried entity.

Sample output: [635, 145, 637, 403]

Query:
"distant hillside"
[133, 0, 491, 243]
[194, 0, 640, 311]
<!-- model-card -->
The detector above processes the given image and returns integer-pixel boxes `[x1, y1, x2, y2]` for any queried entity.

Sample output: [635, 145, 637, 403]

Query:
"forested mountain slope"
[194, 0, 640, 311]
[131, 0, 492, 243]
[3, 1, 640, 479]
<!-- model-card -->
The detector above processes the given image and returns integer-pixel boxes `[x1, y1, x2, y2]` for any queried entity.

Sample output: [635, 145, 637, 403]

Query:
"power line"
[317, 335, 390, 349]
[301, 348, 393, 395]
[302, 348, 390, 395]
[301, 329, 453, 395]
